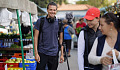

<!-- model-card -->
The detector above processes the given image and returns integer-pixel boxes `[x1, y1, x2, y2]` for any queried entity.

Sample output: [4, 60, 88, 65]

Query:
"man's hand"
[35, 53, 40, 63]
[59, 55, 64, 63]
[100, 57, 112, 65]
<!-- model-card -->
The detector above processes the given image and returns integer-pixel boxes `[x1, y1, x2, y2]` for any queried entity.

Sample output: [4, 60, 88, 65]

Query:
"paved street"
[57, 48, 79, 70]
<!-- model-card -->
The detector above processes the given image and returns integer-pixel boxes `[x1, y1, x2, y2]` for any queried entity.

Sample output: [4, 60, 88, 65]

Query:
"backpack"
[37, 17, 63, 51]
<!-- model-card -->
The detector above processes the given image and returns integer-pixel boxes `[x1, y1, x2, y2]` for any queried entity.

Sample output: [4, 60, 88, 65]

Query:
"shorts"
[64, 39, 72, 49]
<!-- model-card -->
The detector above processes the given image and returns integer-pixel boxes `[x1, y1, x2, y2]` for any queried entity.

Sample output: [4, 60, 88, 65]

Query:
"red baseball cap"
[83, 7, 100, 20]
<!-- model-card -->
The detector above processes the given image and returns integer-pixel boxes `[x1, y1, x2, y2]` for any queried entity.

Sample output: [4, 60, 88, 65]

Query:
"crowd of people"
[34, 1, 120, 70]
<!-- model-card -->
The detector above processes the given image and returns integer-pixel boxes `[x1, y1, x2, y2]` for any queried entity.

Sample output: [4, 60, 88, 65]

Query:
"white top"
[88, 38, 120, 70]
[78, 31, 85, 70]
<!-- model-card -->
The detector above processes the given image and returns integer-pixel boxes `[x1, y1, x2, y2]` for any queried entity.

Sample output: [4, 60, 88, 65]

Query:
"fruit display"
[5, 58, 22, 63]
[0, 58, 36, 70]
[8, 67, 25, 70]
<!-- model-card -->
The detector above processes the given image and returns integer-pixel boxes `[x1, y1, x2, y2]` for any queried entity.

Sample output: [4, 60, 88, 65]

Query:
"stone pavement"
[57, 48, 79, 70]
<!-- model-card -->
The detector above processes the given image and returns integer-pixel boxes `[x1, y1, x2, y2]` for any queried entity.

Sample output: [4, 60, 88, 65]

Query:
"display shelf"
[0, 48, 32, 51]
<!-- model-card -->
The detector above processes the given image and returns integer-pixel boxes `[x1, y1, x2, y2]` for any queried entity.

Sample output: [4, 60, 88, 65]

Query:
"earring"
[110, 29, 112, 30]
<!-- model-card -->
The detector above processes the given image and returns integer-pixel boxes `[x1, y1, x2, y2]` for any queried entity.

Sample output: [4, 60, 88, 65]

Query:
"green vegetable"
[10, 44, 20, 48]
[76, 27, 81, 34]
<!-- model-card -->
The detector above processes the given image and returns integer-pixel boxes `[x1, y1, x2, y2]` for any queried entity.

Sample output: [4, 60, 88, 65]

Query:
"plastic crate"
[4, 63, 19, 67]
[26, 67, 36, 70]
[19, 62, 36, 68]
[0, 59, 7, 67]
[0, 59, 7, 62]
[14, 53, 26, 56]
[12, 53, 26, 58]
[0, 62, 4, 67]
[0, 67, 4, 70]
[8, 67, 26, 70]
[19, 59, 36, 70]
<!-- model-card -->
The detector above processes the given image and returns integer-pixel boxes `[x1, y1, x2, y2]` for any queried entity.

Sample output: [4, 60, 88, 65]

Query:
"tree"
[76, 0, 117, 8]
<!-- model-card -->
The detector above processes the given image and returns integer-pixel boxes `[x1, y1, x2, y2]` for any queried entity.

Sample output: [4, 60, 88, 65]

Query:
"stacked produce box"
[0, 56, 36, 70]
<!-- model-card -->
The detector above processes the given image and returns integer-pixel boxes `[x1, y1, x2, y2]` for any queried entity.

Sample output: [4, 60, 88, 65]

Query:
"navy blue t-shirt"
[34, 17, 62, 56]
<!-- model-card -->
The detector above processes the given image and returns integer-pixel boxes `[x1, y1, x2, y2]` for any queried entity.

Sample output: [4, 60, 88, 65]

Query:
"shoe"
[67, 55, 71, 57]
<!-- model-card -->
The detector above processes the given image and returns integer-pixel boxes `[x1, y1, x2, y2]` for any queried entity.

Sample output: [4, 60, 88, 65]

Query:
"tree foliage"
[30, 0, 68, 8]
[76, 0, 117, 8]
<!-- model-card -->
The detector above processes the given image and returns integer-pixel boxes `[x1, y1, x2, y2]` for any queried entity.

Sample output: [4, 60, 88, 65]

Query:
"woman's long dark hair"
[101, 12, 120, 31]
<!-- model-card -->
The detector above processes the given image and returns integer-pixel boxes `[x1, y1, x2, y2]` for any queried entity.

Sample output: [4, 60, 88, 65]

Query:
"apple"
[9, 68, 13, 70]
[9, 59, 12, 61]
[12, 59, 16, 62]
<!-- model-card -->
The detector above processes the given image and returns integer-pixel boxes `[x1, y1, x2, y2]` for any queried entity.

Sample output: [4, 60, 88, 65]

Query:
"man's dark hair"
[47, 2, 57, 10]
[79, 18, 83, 21]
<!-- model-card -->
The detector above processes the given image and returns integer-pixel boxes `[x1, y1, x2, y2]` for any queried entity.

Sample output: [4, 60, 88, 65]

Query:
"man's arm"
[59, 32, 64, 63]
[34, 29, 40, 63]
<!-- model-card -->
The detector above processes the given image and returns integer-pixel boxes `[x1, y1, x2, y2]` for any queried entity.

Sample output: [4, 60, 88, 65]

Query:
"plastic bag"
[108, 50, 120, 70]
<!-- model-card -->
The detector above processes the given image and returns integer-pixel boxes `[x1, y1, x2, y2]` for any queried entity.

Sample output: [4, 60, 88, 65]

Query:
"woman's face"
[99, 18, 111, 35]
[86, 18, 99, 29]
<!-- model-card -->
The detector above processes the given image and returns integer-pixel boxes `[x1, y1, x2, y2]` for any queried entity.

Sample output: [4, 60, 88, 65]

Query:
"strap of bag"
[37, 17, 44, 50]
[112, 49, 119, 64]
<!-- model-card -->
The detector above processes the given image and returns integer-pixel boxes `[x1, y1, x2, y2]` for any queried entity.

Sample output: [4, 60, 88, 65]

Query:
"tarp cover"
[0, 0, 19, 10]
[0, 0, 37, 14]
[32, 14, 38, 22]
[0, 8, 12, 26]
[21, 11, 30, 26]
[8, 9, 21, 19]
[30, 2, 37, 14]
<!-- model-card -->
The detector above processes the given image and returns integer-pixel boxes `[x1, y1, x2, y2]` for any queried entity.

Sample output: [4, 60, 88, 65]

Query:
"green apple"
[9, 68, 13, 70]
[9, 59, 12, 61]
[12, 59, 16, 62]
[5, 60, 9, 63]
[26, 60, 30, 63]
[13, 68, 17, 70]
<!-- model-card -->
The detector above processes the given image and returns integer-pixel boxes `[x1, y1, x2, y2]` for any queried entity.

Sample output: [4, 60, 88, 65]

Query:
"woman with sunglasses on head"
[88, 12, 120, 70]
[78, 7, 102, 70]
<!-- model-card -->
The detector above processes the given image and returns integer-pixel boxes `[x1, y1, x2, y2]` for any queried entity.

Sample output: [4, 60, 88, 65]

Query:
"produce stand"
[0, 48, 32, 51]
[0, 0, 38, 70]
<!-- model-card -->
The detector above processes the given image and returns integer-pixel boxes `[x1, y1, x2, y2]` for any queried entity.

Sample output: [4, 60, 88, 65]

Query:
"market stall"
[0, 0, 38, 70]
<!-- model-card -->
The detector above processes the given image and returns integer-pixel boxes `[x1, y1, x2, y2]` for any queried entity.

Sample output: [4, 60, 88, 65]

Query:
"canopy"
[0, 0, 37, 14]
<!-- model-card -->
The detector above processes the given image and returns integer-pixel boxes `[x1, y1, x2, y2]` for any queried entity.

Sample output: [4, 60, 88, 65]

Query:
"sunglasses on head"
[103, 12, 117, 23]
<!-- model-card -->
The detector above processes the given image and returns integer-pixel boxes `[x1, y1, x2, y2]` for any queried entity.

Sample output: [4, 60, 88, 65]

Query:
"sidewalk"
[57, 48, 79, 70]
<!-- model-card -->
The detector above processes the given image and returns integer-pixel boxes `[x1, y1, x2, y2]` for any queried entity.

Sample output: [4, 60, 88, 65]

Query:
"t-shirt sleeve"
[84, 22, 86, 26]
[34, 18, 41, 31]
[76, 23, 79, 28]
[59, 22, 63, 33]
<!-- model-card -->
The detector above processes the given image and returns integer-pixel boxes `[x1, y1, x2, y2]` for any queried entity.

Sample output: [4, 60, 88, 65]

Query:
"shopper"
[63, 19, 75, 57]
[88, 12, 120, 70]
[34, 2, 64, 70]
[78, 7, 102, 70]
[76, 18, 86, 37]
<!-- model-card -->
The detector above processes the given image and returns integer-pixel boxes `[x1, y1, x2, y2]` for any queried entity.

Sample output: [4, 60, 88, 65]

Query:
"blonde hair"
[62, 19, 68, 24]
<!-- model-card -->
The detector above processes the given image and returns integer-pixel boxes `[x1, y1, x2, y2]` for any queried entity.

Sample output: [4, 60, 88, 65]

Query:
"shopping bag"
[108, 50, 120, 70]
[72, 34, 77, 42]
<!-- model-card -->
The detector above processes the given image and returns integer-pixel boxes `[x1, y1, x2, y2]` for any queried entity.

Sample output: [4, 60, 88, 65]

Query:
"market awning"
[36, 4, 47, 13]
[0, 0, 37, 14]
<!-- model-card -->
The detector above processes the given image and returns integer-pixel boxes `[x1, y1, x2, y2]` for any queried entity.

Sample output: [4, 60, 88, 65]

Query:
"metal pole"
[29, 13, 35, 56]
[116, 0, 118, 13]
[16, 9, 25, 70]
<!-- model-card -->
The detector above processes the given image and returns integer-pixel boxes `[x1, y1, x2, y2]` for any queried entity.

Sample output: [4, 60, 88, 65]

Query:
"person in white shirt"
[78, 7, 102, 70]
[88, 12, 120, 70]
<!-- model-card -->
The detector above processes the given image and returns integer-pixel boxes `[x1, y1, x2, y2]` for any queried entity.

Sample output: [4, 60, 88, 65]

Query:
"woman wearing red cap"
[78, 7, 102, 70]
[88, 12, 120, 70]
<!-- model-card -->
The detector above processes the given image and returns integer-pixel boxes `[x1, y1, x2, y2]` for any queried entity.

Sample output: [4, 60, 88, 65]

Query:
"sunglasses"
[103, 12, 117, 23]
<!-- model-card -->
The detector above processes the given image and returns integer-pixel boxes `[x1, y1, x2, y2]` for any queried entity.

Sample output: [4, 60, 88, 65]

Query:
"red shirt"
[76, 22, 86, 28]
[76, 22, 86, 35]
